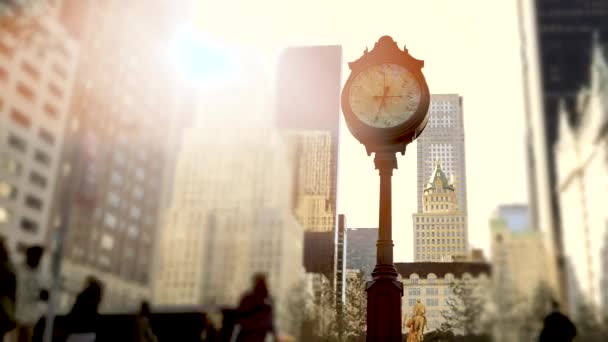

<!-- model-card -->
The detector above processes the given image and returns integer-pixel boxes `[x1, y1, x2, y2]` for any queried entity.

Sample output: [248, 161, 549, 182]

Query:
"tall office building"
[416, 94, 467, 214]
[412, 162, 468, 262]
[154, 72, 305, 333]
[50, 0, 179, 312]
[0, 5, 78, 261]
[346, 228, 377, 277]
[518, 0, 608, 304]
[276, 46, 341, 274]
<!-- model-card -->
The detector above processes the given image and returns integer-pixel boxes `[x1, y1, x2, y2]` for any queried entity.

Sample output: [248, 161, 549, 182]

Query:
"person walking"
[135, 301, 158, 342]
[64, 277, 103, 342]
[233, 274, 278, 342]
[538, 300, 577, 342]
[15, 246, 47, 342]
[0, 240, 17, 342]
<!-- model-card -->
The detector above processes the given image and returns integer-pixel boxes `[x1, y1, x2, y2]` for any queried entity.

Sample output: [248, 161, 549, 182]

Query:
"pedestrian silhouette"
[16, 246, 47, 342]
[232, 274, 277, 342]
[0, 240, 17, 341]
[136, 301, 158, 342]
[538, 300, 576, 342]
[64, 277, 103, 342]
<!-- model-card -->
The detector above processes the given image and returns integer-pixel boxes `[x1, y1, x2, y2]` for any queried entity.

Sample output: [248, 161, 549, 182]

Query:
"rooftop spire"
[424, 160, 455, 191]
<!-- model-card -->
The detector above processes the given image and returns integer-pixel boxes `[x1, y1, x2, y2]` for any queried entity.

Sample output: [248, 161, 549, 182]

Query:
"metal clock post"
[340, 36, 430, 341]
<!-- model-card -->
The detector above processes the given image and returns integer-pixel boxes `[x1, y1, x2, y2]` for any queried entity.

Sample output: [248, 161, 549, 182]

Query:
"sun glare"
[169, 25, 241, 85]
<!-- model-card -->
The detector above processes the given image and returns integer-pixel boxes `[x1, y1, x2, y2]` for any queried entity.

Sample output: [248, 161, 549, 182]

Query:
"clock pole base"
[366, 266, 403, 342]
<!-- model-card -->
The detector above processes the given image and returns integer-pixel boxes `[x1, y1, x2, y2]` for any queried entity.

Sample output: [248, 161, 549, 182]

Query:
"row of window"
[417, 246, 465, 253]
[407, 298, 441, 307]
[0, 64, 66, 100]
[407, 287, 449, 296]
[416, 217, 464, 223]
[0, 207, 40, 233]
[416, 231, 464, 238]
[7, 133, 55, 162]
[425, 204, 452, 211]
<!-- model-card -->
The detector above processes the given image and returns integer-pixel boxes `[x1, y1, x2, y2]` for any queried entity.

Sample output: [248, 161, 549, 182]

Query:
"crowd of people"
[1, 239, 280, 342]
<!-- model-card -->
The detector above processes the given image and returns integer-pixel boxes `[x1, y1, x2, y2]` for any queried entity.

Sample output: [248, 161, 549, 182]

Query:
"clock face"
[348, 63, 422, 128]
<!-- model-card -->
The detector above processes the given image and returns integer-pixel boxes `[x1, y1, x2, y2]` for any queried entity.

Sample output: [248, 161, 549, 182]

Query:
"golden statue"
[405, 300, 427, 342]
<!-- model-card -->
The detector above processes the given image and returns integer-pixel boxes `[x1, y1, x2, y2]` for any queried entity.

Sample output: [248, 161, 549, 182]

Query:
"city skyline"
[190, 0, 530, 261]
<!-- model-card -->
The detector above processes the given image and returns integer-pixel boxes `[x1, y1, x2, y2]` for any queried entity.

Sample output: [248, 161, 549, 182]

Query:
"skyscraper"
[518, 0, 608, 307]
[413, 162, 468, 262]
[346, 228, 377, 277]
[51, 0, 178, 312]
[275, 45, 342, 275]
[416, 94, 467, 214]
[554, 39, 608, 316]
[153, 73, 304, 333]
[0, 5, 78, 261]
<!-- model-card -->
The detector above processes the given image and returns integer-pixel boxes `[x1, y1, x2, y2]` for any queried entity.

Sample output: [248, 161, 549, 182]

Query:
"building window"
[44, 103, 58, 119]
[0, 155, 21, 176]
[0, 207, 11, 224]
[408, 288, 421, 296]
[100, 234, 114, 250]
[408, 299, 417, 307]
[16, 83, 35, 101]
[30, 172, 47, 188]
[426, 287, 439, 296]
[0, 41, 13, 57]
[107, 192, 120, 207]
[51, 63, 67, 79]
[127, 225, 139, 238]
[48, 83, 63, 99]
[130, 207, 141, 219]
[34, 150, 51, 166]
[426, 298, 439, 306]
[98, 255, 110, 267]
[103, 213, 117, 228]
[21, 61, 40, 80]
[135, 168, 145, 181]
[8, 134, 27, 152]
[0, 182, 17, 199]
[25, 195, 43, 210]
[110, 172, 123, 186]
[10, 109, 31, 129]
[20, 218, 38, 233]
[39, 128, 55, 145]
[0, 66, 7, 81]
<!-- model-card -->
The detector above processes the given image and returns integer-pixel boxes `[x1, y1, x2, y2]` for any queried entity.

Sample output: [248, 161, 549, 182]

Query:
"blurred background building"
[47, 0, 182, 313]
[490, 204, 555, 342]
[490, 204, 554, 300]
[275, 45, 343, 306]
[519, 0, 608, 316]
[0, 0, 77, 263]
[346, 227, 377, 277]
[554, 37, 608, 317]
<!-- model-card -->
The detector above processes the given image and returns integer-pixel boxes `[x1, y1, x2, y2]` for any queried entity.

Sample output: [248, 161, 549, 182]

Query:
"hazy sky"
[193, 0, 530, 261]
